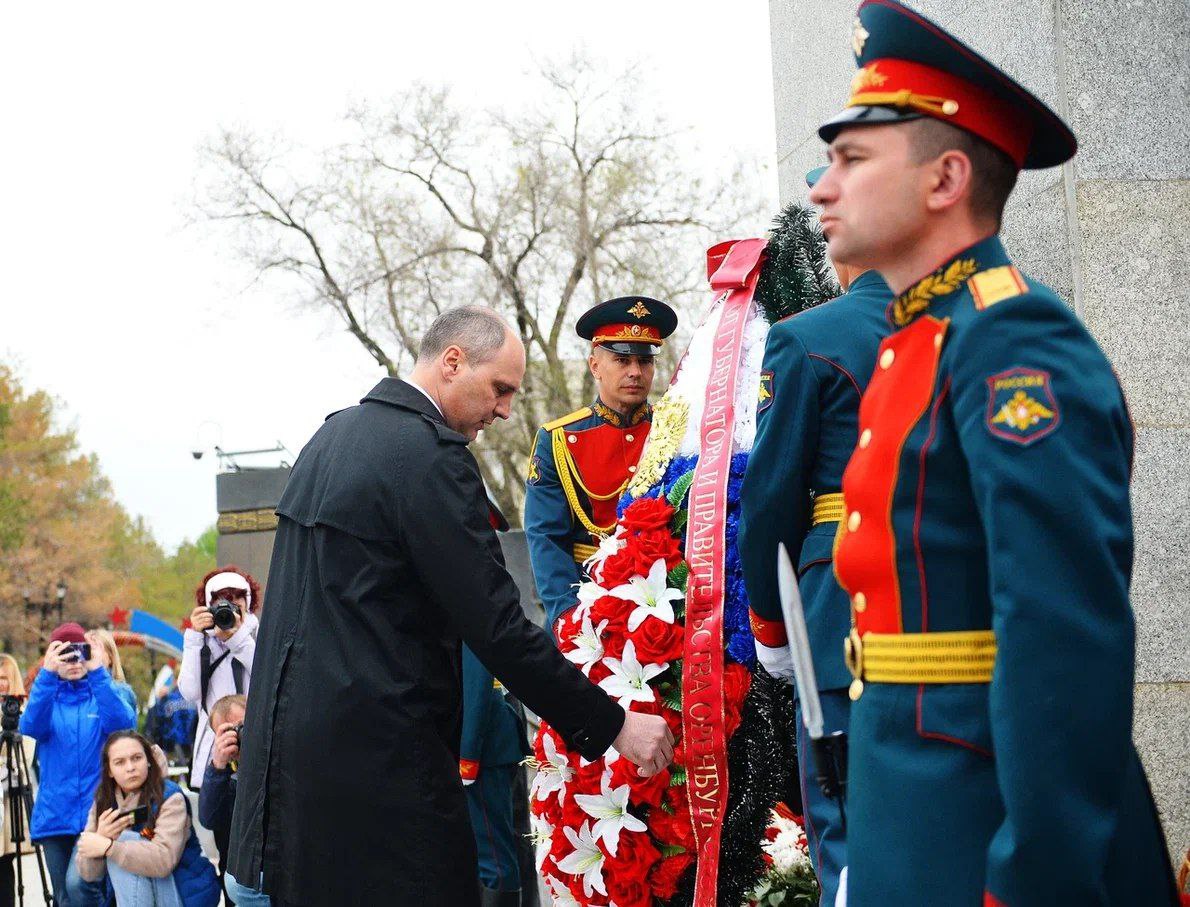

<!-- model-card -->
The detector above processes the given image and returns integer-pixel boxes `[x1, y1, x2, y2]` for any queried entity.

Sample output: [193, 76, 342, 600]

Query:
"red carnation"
[724, 662, 752, 737]
[628, 530, 683, 576]
[629, 615, 683, 664]
[599, 550, 640, 588]
[620, 496, 675, 534]
[587, 596, 629, 659]
[648, 851, 694, 900]
[648, 786, 697, 851]
[603, 829, 661, 907]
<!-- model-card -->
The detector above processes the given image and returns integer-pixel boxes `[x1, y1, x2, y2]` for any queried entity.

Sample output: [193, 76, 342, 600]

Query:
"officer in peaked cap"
[524, 296, 677, 637]
[739, 172, 893, 907]
[809, 1, 1176, 904]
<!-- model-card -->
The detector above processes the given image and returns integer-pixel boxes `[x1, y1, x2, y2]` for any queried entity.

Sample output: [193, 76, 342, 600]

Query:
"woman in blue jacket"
[18, 623, 136, 904]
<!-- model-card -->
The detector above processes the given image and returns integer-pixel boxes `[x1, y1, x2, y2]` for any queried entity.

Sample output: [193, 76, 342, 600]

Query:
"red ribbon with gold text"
[681, 238, 766, 904]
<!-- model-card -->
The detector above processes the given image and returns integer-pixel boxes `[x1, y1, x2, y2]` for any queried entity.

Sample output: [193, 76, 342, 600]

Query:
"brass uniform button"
[853, 592, 867, 613]
[628, 465, 636, 473]
[849, 678, 865, 701]
[859, 428, 872, 449]
[848, 511, 861, 532]
[568, 434, 577, 443]
[880, 348, 895, 369]
[625, 434, 634, 442]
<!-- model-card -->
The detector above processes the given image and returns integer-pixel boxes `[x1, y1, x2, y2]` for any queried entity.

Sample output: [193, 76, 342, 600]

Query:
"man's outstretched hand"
[612, 711, 675, 777]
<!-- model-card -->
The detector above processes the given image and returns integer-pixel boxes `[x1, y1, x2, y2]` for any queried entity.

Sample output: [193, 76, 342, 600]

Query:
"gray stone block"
[1133, 681, 1190, 863]
[1061, 0, 1190, 180]
[769, 0, 860, 164]
[1001, 174, 1075, 305]
[1129, 427, 1190, 683]
[1077, 179, 1190, 425]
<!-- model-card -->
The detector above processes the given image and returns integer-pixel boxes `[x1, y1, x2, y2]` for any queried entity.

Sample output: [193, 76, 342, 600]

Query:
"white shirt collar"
[405, 377, 443, 417]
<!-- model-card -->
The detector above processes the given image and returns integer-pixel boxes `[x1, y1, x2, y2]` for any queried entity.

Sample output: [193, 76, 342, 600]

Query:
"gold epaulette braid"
[811, 493, 845, 526]
[551, 427, 622, 537]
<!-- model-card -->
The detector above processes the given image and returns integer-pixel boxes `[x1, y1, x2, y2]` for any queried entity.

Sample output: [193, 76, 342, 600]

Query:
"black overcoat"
[227, 379, 624, 906]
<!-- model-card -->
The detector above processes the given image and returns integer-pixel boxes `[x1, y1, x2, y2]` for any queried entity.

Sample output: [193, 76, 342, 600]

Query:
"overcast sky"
[1, 1, 779, 550]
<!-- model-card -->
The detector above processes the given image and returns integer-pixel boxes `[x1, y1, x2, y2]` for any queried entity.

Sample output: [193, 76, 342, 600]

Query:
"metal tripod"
[1, 729, 51, 906]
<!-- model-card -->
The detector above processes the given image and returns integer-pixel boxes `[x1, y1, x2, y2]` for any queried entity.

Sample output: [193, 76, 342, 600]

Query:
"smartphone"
[118, 804, 149, 825]
[62, 642, 91, 663]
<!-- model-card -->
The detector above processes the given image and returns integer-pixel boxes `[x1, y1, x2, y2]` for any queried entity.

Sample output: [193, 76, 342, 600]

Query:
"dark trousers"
[39, 836, 74, 905]
[465, 764, 520, 893]
[0, 853, 14, 907]
[797, 691, 850, 907]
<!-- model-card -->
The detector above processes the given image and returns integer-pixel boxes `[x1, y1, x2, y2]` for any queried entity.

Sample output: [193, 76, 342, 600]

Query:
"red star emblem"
[108, 606, 131, 628]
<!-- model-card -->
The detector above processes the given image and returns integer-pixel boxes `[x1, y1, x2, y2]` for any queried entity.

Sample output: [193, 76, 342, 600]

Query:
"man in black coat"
[227, 306, 674, 906]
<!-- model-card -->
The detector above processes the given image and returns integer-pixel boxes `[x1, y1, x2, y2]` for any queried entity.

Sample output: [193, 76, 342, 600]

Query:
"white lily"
[598, 640, 667, 707]
[571, 578, 610, 624]
[556, 821, 607, 898]
[609, 558, 682, 632]
[529, 812, 554, 872]
[564, 615, 609, 676]
[545, 875, 581, 907]
[530, 732, 574, 804]
[583, 526, 626, 583]
[573, 775, 647, 857]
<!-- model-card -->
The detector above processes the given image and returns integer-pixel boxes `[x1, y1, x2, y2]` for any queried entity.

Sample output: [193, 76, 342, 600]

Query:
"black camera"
[61, 642, 91, 663]
[208, 598, 240, 632]
[1, 695, 22, 733]
[230, 722, 244, 745]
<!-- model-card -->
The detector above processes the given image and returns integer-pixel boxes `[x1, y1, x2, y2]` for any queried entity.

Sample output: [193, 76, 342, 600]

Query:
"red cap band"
[592, 323, 662, 347]
[849, 58, 1033, 167]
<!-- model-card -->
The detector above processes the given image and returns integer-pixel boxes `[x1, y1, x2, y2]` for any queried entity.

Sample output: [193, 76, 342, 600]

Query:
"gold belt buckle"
[844, 628, 864, 701]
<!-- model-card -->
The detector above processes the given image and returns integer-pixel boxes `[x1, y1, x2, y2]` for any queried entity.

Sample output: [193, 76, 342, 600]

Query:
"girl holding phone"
[75, 731, 219, 907]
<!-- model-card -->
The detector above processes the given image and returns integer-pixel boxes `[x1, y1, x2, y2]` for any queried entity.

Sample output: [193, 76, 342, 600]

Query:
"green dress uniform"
[739, 265, 893, 907]
[816, 2, 1177, 904]
[524, 296, 677, 634]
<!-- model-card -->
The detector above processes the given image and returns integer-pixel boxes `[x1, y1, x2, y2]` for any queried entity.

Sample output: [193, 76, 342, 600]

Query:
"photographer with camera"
[177, 570, 257, 861]
[197, 695, 267, 906]
[18, 624, 136, 904]
[0, 654, 36, 907]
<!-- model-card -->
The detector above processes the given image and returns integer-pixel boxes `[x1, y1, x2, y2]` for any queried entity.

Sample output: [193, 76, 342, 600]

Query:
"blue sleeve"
[88, 667, 137, 733]
[18, 669, 59, 741]
[460, 645, 494, 766]
[950, 296, 1136, 905]
[198, 764, 234, 830]
[740, 323, 820, 623]
[523, 427, 582, 628]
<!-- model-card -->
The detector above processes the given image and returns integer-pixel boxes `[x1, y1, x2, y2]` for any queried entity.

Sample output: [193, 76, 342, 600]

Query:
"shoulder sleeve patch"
[526, 454, 542, 485]
[757, 370, 774, 413]
[542, 406, 592, 432]
[970, 265, 1028, 311]
[985, 367, 1061, 445]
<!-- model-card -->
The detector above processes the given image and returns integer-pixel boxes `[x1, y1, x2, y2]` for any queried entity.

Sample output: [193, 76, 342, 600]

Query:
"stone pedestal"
[769, 0, 1189, 861]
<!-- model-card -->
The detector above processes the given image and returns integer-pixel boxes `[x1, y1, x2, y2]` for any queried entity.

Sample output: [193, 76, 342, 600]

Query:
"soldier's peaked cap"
[576, 296, 678, 356]
[819, 0, 1076, 170]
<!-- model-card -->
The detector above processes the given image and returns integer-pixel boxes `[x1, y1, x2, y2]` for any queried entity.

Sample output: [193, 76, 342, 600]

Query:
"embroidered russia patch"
[985, 368, 1060, 445]
[758, 370, 774, 413]
[526, 455, 542, 484]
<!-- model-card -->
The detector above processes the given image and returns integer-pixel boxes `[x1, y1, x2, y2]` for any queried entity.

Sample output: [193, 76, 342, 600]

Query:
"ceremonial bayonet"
[777, 543, 848, 823]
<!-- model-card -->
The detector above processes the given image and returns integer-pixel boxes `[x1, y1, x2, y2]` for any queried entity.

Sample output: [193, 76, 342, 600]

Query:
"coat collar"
[361, 378, 444, 424]
[591, 398, 652, 428]
[887, 234, 1011, 327]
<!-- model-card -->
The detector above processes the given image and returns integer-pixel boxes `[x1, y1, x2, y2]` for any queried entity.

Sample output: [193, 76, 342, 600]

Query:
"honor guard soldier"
[811, 2, 1176, 904]
[524, 296, 678, 633]
[739, 176, 893, 907]
[462, 500, 532, 907]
